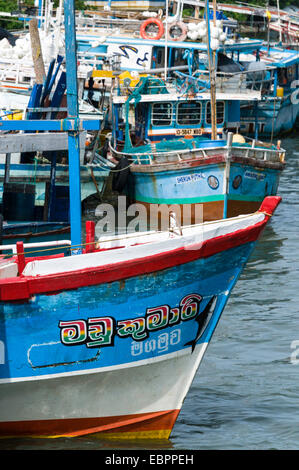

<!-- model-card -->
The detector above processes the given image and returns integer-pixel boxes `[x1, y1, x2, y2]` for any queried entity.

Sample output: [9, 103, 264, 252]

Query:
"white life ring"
[166, 22, 188, 42]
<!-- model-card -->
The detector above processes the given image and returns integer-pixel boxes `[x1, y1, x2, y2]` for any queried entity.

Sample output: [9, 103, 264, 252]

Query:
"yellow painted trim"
[0, 429, 171, 440]
[92, 70, 114, 78]
[86, 429, 172, 440]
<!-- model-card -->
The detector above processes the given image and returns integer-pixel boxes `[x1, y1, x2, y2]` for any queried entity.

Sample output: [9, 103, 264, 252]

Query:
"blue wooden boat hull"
[127, 146, 284, 222]
[2, 221, 71, 256]
[0, 197, 280, 439]
[240, 96, 299, 137]
[0, 163, 109, 206]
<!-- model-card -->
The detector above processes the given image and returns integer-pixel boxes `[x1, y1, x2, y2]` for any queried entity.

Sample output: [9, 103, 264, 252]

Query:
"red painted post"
[16, 241, 25, 275]
[85, 221, 95, 253]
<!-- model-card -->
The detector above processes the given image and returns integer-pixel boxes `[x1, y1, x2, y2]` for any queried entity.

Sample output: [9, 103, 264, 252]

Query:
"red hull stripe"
[0, 409, 180, 438]
[0, 197, 281, 301]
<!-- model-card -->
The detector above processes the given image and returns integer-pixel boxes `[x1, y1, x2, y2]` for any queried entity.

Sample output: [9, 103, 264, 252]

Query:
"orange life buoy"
[140, 18, 164, 40]
[166, 21, 188, 42]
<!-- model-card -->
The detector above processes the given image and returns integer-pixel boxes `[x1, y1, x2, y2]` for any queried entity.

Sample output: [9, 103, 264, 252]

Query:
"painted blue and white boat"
[109, 75, 285, 222]
[0, 0, 284, 441]
[0, 195, 281, 438]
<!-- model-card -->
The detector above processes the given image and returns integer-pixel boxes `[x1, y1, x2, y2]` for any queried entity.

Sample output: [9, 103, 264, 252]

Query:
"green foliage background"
[0, 0, 85, 30]
[0, 0, 296, 30]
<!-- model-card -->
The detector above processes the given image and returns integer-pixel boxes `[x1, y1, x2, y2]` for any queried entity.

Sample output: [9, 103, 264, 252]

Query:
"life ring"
[112, 156, 130, 193]
[140, 18, 164, 40]
[166, 22, 188, 42]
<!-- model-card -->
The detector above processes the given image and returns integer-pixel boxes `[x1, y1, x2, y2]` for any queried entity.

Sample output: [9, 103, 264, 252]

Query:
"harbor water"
[0, 133, 298, 451]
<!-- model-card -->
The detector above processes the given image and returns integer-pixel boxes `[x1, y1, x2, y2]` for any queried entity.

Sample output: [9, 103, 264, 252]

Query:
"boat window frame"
[151, 102, 173, 127]
[176, 101, 203, 127]
[205, 100, 225, 125]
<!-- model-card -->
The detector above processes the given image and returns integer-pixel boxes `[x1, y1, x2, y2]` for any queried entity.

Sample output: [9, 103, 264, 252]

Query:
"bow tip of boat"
[259, 196, 282, 217]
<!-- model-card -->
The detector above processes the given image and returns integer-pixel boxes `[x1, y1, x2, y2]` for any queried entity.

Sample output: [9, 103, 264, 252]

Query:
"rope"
[259, 211, 273, 217]
[32, 154, 38, 185]
[3, 240, 96, 259]
[270, 97, 276, 144]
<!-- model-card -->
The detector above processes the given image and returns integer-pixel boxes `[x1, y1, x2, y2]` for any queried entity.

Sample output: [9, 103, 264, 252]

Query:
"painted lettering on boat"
[244, 170, 265, 181]
[131, 329, 181, 356]
[176, 173, 205, 184]
[175, 128, 203, 136]
[58, 293, 202, 349]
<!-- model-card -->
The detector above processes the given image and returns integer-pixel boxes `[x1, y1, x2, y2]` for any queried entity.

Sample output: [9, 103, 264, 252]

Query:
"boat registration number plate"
[175, 129, 203, 136]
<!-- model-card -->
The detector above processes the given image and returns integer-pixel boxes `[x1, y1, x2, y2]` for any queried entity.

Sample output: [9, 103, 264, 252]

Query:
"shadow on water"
[0, 436, 174, 451]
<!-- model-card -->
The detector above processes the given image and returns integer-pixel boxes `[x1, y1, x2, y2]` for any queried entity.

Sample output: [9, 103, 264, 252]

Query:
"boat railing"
[0, 59, 36, 88]
[109, 136, 285, 166]
[192, 67, 276, 95]
[0, 239, 72, 255]
[112, 66, 276, 98]
[76, 18, 141, 36]
[77, 51, 109, 69]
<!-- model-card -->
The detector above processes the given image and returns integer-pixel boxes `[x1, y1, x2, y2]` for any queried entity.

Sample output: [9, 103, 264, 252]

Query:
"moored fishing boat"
[74, 3, 299, 138]
[109, 74, 285, 222]
[0, 196, 281, 438]
[0, 0, 284, 440]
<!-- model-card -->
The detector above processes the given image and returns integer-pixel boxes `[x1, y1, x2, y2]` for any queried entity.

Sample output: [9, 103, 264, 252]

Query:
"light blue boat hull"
[128, 151, 283, 221]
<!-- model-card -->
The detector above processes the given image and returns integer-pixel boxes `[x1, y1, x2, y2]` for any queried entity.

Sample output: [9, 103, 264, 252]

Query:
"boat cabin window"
[152, 47, 166, 68]
[152, 102, 173, 126]
[135, 103, 147, 140]
[287, 65, 296, 82]
[277, 68, 288, 86]
[177, 102, 202, 125]
[172, 49, 186, 67]
[206, 101, 225, 124]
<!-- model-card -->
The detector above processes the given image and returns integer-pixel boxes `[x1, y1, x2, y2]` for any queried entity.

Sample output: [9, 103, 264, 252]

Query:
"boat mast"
[277, 0, 282, 43]
[205, 0, 217, 141]
[63, 0, 82, 254]
[165, 0, 169, 80]
[266, 0, 271, 54]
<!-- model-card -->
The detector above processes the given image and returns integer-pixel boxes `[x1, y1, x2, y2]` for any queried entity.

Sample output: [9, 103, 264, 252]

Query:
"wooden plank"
[0, 132, 86, 153]
[29, 18, 46, 85]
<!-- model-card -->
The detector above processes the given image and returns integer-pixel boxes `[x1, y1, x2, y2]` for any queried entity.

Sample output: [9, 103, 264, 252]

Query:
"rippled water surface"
[1, 134, 298, 451]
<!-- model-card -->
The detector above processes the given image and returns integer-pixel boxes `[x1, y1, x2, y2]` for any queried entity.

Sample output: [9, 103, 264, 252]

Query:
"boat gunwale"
[0, 197, 281, 301]
[128, 153, 286, 173]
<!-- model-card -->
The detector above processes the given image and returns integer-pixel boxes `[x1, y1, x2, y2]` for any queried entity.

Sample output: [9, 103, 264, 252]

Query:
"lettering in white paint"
[0, 341, 4, 364]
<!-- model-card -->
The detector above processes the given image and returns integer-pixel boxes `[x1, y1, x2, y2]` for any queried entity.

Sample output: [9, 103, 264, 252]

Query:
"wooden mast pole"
[212, 0, 218, 140]
[29, 18, 46, 85]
